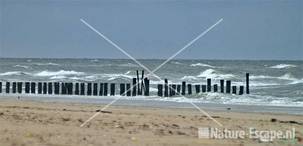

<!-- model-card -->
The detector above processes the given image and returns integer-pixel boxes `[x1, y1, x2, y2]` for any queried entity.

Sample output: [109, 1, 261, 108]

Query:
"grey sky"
[0, 0, 302, 60]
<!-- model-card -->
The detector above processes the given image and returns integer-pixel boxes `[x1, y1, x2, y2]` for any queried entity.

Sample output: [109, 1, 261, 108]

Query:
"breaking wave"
[34, 70, 85, 77]
[190, 63, 215, 68]
[269, 64, 296, 69]
[14, 65, 30, 69]
[197, 69, 235, 79]
[34, 62, 60, 66]
[0, 71, 29, 76]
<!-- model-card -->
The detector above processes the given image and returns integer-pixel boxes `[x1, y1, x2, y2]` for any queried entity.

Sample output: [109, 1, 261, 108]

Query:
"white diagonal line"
[79, 18, 223, 127]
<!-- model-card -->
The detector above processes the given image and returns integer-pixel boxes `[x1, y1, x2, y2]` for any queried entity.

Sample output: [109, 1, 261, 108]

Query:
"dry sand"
[0, 98, 302, 146]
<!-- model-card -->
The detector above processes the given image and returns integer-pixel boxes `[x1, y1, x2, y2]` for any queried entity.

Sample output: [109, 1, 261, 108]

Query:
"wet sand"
[0, 98, 302, 146]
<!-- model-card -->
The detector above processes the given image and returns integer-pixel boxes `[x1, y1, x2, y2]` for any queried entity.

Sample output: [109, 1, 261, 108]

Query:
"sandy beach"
[0, 98, 302, 146]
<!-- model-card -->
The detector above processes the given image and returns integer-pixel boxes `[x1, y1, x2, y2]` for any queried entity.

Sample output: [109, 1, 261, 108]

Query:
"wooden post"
[239, 86, 244, 95]
[220, 80, 224, 93]
[87, 83, 92, 96]
[246, 73, 250, 94]
[12, 82, 17, 93]
[6, 82, 10, 93]
[136, 70, 141, 95]
[53, 82, 59, 94]
[38, 82, 42, 94]
[213, 84, 218, 92]
[120, 83, 125, 96]
[232, 86, 237, 94]
[157, 84, 163, 97]
[66, 83, 72, 95]
[25, 82, 30, 94]
[48, 82, 53, 94]
[187, 84, 192, 95]
[30, 82, 36, 94]
[104, 83, 108, 96]
[75, 83, 79, 95]
[202, 85, 206, 92]
[140, 70, 145, 95]
[169, 84, 173, 97]
[61, 82, 65, 94]
[126, 83, 131, 96]
[80, 83, 85, 95]
[226, 80, 231, 94]
[181, 81, 186, 95]
[207, 79, 211, 92]
[17, 82, 22, 94]
[144, 78, 149, 96]
[93, 83, 98, 96]
[195, 85, 201, 94]
[177, 85, 181, 95]
[172, 84, 176, 96]
[110, 83, 115, 96]
[0, 82, 2, 93]
[132, 78, 137, 96]
[99, 83, 104, 96]
[164, 79, 168, 97]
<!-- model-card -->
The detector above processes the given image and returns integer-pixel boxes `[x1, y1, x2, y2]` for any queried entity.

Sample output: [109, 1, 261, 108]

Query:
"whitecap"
[50, 76, 66, 79]
[181, 76, 198, 81]
[269, 64, 296, 69]
[190, 63, 215, 68]
[197, 69, 235, 79]
[0, 71, 27, 76]
[34, 62, 60, 66]
[34, 70, 84, 77]
[14, 65, 30, 69]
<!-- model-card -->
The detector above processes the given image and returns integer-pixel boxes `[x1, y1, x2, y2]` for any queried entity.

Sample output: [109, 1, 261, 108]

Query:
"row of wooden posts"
[158, 73, 249, 97]
[0, 71, 250, 97]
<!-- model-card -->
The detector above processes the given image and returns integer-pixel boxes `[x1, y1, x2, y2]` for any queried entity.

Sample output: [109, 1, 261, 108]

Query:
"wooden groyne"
[0, 70, 250, 97]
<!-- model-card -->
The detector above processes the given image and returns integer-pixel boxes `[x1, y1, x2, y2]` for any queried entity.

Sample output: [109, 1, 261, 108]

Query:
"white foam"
[50, 76, 66, 79]
[269, 64, 296, 69]
[0, 71, 27, 76]
[34, 62, 60, 66]
[34, 70, 84, 77]
[190, 63, 215, 68]
[251, 73, 297, 81]
[197, 69, 235, 79]
[14, 65, 30, 69]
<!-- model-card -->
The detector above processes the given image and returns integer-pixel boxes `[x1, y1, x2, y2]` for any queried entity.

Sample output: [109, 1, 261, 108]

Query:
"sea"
[0, 58, 302, 112]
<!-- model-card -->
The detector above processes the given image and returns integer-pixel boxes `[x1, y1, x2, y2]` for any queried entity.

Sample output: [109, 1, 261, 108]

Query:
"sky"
[0, 0, 302, 60]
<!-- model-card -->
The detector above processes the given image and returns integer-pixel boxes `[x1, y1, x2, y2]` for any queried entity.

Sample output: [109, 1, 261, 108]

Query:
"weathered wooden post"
[54, 82, 60, 95]
[61, 82, 65, 94]
[213, 84, 218, 92]
[232, 86, 237, 94]
[104, 83, 108, 96]
[17, 82, 22, 94]
[80, 83, 85, 95]
[226, 80, 231, 94]
[195, 85, 201, 93]
[239, 86, 244, 95]
[120, 83, 125, 96]
[181, 81, 186, 95]
[246, 73, 250, 94]
[12, 82, 17, 93]
[202, 85, 206, 92]
[144, 78, 149, 96]
[99, 83, 104, 96]
[164, 79, 168, 97]
[38, 82, 42, 94]
[177, 85, 181, 95]
[110, 83, 115, 96]
[132, 78, 137, 96]
[157, 84, 163, 97]
[187, 84, 192, 95]
[0, 82, 2, 93]
[220, 80, 224, 93]
[136, 70, 141, 95]
[6, 82, 10, 93]
[25, 82, 30, 94]
[30, 82, 36, 94]
[169, 84, 173, 97]
[41, 82, 46, 94]
[126, 83, 131, 96]
[207, 79, 211, 92]
[172, 84, 176, 96]
[87, 83, 92, 96]
[75, 83, 79, 95]
[48, 82, 53, 94]
[93, 83, 98, 96]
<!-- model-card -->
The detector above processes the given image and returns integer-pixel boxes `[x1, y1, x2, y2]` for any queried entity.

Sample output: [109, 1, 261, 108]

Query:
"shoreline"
[1, 94, 303, 115]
